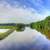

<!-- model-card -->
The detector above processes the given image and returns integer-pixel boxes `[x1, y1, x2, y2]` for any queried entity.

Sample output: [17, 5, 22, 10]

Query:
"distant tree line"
[0, 16, 50, 39]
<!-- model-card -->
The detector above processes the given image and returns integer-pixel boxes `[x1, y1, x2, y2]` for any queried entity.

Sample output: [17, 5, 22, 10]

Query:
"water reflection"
[0, 29, 9, 33]
[0, 27, 50, 50]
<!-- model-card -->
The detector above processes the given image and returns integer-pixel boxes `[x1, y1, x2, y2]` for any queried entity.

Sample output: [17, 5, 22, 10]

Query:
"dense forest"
[30, 16, 50, 39]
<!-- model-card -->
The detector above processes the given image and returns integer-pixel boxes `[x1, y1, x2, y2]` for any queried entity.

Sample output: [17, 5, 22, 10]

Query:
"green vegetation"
[0, 26, 15, 29]
[0, 29, 15, 40]
[0, 23, 25, 40]
[30, 16, 50, 39]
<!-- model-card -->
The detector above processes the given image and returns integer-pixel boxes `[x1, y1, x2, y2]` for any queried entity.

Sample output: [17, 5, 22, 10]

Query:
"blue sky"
[1, 0, 50, 16]
[0, 0, 50, 24]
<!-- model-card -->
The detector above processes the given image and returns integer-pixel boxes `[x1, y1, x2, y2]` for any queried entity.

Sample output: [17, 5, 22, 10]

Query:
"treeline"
[0, 16, 50, 39]
[30, 16, 50, 39]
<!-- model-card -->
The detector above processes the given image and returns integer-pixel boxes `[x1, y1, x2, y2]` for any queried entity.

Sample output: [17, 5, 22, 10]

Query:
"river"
[0, 27, 50, 50]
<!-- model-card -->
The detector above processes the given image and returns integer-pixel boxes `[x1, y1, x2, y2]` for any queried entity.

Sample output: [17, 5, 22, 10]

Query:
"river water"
[0, 27, 50, 50]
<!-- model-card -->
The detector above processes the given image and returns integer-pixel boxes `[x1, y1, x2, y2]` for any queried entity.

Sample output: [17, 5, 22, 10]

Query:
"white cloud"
[0, 1, 43, 24]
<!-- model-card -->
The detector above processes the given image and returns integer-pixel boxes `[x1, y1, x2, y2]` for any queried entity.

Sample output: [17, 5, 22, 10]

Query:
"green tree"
[30, 16, 50, 39]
